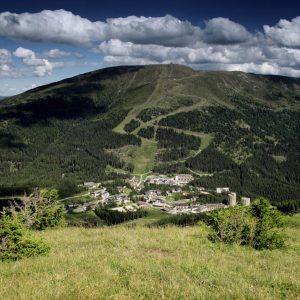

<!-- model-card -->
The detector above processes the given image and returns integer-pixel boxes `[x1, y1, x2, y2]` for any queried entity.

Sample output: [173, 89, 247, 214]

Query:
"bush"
[251, 197, 285, 250]
[0, 212, 50, 261]
[13, 188, 65, 230]
[207, 206, 256, 246]
[206, 197, 286, 250]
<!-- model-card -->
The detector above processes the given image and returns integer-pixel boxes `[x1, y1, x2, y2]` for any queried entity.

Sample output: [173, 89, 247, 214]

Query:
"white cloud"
[14, 47, 53, 76]
[0, 48, 11, 64]
[0, 10, 106, 45]
[44, 48, 71, 58]
[203, 18, 251, 44]
[105, 15, 201, 46]
[0, 48, 16, 77]
[1, 10, 251, 47]
[224, 62, 280, 75]
[264, 17, 300, 48]
[0, 9, 300, 77]
[100, 39, 229, 65]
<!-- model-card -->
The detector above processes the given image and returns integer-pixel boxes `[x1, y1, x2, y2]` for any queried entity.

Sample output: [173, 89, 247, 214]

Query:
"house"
[127, 176, 139, 188]
[152, 201, 169, 208]
[84, 182, 99, 189]
[137, 201, 150, 208]
[198, 203, 227, 212]
[107, 194, 130, 205]
[174, 174, 194, 185]
[117, 186, 126, 193]
[216, 187, 230, 194]
[148, 196, 166, 204]
[145, 189, 162, 201]
[91, 188, 110, 202]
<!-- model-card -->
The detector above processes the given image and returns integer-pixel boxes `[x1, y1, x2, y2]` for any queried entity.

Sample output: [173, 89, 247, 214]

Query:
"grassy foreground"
[0, 215, 299, 299]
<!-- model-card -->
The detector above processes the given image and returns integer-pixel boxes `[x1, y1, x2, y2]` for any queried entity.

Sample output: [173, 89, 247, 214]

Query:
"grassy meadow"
[0, 213, 299, 299]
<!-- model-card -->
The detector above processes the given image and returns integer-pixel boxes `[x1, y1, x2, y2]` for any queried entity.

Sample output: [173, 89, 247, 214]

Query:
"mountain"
[0, 96, 6, 101]
[0, 64, 300, 203]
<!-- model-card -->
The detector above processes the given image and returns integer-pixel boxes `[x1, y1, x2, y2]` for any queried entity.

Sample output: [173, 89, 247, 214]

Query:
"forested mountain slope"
[0, 64, 300, 202]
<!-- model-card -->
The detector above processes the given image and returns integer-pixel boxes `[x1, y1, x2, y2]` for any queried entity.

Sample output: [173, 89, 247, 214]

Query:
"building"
[127, 176, 139, 188]
[216, 187, 230, 194]
[174, 174, 194, 185]
[198, 203, 227, 212]
[84, 182, 99, 189]
[147, 174, 193, 186]
[241, 197, 251, 206]
[228, 192, 237, 206]
[145, 190, 162, 201]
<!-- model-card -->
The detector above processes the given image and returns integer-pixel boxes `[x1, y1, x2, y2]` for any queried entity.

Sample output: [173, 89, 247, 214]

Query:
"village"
[65, 174, 251, 215]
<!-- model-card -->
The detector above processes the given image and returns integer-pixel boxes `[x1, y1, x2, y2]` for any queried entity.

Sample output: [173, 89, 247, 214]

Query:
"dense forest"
[0, 64, 299, 205]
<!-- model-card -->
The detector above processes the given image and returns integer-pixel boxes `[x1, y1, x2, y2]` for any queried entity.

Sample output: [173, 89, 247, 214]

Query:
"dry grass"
[0, 215, 300, 299]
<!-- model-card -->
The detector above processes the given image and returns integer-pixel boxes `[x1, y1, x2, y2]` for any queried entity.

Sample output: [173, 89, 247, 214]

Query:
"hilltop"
[0, 64, 300, 203]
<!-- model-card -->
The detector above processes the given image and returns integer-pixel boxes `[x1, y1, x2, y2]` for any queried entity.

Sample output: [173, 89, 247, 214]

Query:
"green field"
[1, 214, 299, 299]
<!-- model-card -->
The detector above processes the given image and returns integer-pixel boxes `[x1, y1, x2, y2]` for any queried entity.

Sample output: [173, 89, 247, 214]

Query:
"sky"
[1, 0, 300, 96]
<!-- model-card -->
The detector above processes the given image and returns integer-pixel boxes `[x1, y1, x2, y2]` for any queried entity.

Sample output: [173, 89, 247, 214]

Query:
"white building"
[216, 187, 230, 194]
[228, 192, 237, 207]
[84, 182, 99, 189]
[174, 174, 194, 185]
[241, 197, 251, 206]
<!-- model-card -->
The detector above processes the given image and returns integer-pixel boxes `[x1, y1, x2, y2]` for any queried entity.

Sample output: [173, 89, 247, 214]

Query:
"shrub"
[207, 206, 256, 246]
[0, 212, 50, 261]
[251, 197, 285, 250]
[13, 188, 65, 230]
[206, 197, 286, 250]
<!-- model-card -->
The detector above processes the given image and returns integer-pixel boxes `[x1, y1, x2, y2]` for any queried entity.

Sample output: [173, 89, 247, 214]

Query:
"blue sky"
[1, 0, 300, 96]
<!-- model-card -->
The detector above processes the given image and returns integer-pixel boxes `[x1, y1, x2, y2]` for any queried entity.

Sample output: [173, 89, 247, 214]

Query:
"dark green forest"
[0, 64, 299, 206]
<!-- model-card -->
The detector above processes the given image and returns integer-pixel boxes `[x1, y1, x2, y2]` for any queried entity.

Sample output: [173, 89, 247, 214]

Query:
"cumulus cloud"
[0, 10, 244, 47]
[203, 18, 251, 44]
[0, 10, 106, 45]
[99, 39, 229, 65]
[0, 48, 11, 64]
[264, 17, 300, 48]
[0, 9, 300, 77]
[105, 15, 200, 46]
[0, 48, 16, 77]
[14, 47, 53, 76]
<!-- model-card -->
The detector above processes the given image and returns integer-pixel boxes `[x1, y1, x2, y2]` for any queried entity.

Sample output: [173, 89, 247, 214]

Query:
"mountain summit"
[1, 64, 300, 202]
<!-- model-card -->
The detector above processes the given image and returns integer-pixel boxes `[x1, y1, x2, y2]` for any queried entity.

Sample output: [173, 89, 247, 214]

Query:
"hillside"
[1, 214, 299, 299]
[0, 64, 300, 202]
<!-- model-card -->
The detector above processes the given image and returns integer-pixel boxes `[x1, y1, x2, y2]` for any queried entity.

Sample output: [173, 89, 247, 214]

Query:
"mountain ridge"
[0, 64, 299, 203]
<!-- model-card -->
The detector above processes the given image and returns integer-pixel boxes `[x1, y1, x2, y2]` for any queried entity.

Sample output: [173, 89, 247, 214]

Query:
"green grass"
[124, 208, 170, 226]
[109, 138, 157, 176]
[0, 214, 299, 299]
[132, 138, 157, 174]
[64, 211, 104, 227]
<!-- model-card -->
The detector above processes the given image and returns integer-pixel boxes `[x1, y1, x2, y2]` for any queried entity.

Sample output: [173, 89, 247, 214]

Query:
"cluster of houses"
[67, 179, 251, 215]
[146, 174, 194, 186]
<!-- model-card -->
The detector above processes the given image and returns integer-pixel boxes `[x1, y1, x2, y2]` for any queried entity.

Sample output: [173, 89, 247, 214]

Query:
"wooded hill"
[0, 64, 300, 203]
